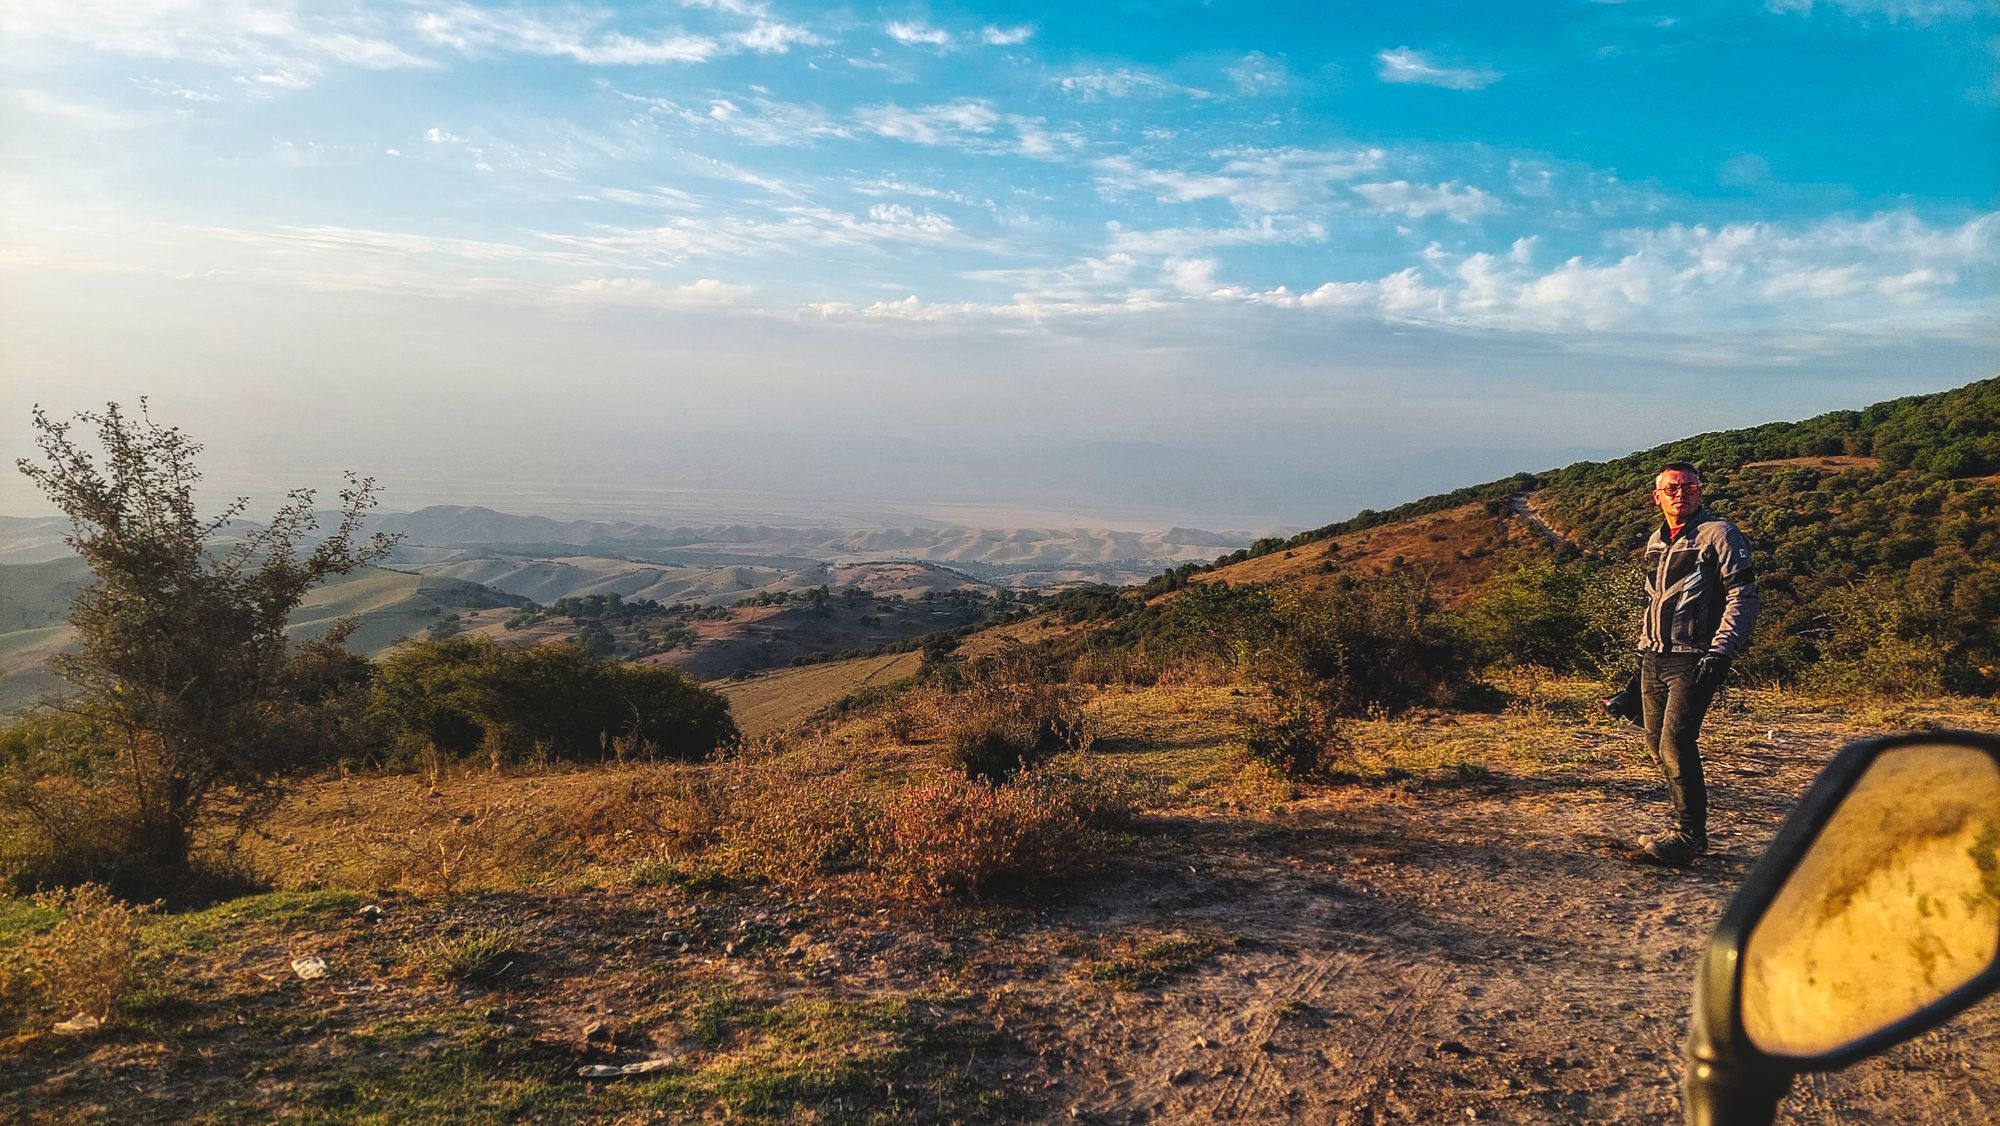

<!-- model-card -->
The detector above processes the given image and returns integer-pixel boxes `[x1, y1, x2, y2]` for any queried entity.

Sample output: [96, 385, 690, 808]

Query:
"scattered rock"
[578, 1057, 676, 1079]
[52, 1012, 102, 1035]
[1433, 1040, 1473, 1057]
[582, 1021, 613, 1044]
[291, 956, 329, 981]
[357, 904, 383, 923]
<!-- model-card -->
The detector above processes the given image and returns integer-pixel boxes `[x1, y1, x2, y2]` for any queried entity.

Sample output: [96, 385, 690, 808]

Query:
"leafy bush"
[13, 402, 397, 887]
[1459, 558, 1638, 678]
[1255, 575, 1477, 718]
[373, 637, 739, 766]
[1244, 698, 1348, 781]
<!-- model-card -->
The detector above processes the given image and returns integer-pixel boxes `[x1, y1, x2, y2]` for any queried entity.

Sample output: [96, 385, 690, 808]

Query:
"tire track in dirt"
[1198, 944, 1371, 1120]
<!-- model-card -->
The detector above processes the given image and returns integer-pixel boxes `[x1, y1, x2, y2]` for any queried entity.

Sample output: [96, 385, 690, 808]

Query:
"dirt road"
[934, 705, 2000, 1123]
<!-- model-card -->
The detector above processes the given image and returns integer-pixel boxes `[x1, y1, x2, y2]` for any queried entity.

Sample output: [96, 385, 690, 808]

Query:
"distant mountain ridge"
[361, 506, 1251, 567]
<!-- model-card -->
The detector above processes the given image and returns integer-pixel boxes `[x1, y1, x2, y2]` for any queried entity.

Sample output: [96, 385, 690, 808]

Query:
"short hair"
[1657, 461, 1700, 483]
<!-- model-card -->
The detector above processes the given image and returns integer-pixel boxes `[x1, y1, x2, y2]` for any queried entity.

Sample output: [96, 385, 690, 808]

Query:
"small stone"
[357, 904, 383, 923]
[582, 1021, 612, 1043]
[1433, 1040, 1473, 1057]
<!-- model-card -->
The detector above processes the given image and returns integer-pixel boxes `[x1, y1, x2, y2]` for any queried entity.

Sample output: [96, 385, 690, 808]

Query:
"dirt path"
[938, 714, 2000, 1123]
[1507, 493, 1581, 553]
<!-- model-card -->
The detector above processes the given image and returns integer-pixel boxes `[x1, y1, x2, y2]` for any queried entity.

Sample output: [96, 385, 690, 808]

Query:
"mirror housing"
[1685, 730, 2000, 1126]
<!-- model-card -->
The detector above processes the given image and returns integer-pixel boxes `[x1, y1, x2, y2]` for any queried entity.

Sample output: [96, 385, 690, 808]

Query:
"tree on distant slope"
[13, 401, 399, 889]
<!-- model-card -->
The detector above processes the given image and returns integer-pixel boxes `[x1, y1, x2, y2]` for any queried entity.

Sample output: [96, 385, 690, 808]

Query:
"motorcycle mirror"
[1684, 730, 2000, 1126]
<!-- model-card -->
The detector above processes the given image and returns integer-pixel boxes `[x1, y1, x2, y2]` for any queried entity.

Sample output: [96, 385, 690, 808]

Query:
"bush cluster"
[372, 636, 738, 767]
[710, 760, 1127, 902]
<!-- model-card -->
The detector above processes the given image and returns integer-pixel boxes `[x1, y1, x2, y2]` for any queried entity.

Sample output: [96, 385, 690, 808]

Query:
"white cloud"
[8, 88, 151, 131]
[1351, 180, 1502, 222]
[1094, 147, 1386, 214]
[1, 0, 437, 91]
[734, 20, 822, 54]
[415, 5, 719, 65]
[1766, 0, 1984, 20]
[855, 100, 999, 143]
[854, 99, 1077, 159]
[1237, 210, 1998, 342]
[849, 178, 988, 208]
[565, 276, 754, 306]
[628, 89, 850, 145]
[1164, 257, 1221, 295]
[1376, 47, 1501, 91]
[885, 21, 952, 47]
[1057, 68, 1208, 100]
[1108, 216, 1328, 256]
[1225, 52, 1289, 95]
[981, 25, 1035, 46]
[312, 32, 432, 69]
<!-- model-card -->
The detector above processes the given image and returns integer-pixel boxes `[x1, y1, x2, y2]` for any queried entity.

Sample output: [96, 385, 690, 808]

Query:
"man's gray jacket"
[1637, 508, 1760, 659]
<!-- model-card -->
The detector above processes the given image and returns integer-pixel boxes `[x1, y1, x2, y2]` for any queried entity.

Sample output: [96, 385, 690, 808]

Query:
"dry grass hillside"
[5, 679, 1996, 1123]
[1193, 502, 1552, 606]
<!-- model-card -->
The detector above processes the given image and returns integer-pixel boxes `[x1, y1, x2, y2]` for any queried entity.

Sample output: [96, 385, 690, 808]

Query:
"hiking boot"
[1635, 830, 1708, 867]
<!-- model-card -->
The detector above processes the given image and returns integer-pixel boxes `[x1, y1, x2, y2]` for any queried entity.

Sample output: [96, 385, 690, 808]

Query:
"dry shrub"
[871, 768, 1124, 901]
[561, 766, 730, 856]
[939, 683, 1096, 782]
[717, 763, 876, 886]
[3, 883, 150, 1029]
[880, 686, 945, 743]
[0, 771, 144, 894]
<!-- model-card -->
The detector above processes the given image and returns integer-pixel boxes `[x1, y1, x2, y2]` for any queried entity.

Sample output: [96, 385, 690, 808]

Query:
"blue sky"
[2, 1, 1996, 529]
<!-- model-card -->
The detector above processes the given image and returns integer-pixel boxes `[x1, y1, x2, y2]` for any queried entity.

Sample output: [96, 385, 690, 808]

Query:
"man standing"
[1634, 462, 1760, 867]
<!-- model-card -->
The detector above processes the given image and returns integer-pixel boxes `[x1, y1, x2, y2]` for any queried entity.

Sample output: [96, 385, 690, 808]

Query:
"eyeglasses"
[1656, 484, 1701, 495]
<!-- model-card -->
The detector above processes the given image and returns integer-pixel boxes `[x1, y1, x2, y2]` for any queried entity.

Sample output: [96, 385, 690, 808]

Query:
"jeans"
[1639, 651, 1717, 840]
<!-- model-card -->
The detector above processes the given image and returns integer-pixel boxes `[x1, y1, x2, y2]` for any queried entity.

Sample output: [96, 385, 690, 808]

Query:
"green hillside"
[1063, 376, 2000, 695]
[0, 563, 523, 715]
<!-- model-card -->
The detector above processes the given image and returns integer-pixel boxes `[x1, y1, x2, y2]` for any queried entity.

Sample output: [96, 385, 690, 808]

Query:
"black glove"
[1602, 673, 1643, 727]
[1697, 653, 1732, 694]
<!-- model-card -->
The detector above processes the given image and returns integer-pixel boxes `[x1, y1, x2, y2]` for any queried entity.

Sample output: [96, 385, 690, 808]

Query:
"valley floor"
[4, 685, 1998, 1123]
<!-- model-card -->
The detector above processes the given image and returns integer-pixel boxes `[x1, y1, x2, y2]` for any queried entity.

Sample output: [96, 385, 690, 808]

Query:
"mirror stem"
[1683, 1058, 1792, 1126]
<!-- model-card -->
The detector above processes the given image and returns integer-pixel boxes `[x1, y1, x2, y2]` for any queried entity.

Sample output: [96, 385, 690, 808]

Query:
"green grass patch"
[143, 890, 363, 953]
[403, 925, 520, 985]
[1087, 932, 1228, 989]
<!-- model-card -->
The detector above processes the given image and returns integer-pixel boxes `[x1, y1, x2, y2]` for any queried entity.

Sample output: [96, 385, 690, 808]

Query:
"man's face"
[1653, 470, 1702, 525]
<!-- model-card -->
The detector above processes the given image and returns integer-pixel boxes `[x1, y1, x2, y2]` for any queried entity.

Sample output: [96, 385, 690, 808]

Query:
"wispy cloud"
[1225, 52, 1290, 95]
[1351, 180, 1502, 222]
[563, 276, 754, 306]
[884, 20, 953, 48]
[1056, 68, 1209, 100]
[855, 99, 999, 142]
[851, 99, 1075, 159]
[1376, 47, 1501, 90]
[1765, 0, 1986, 21]
[623, 89, 850, 146]
[981, 25, 1035, 46]
[733, 20, 823, 54]
[416, 6, 720, 65]
[1094, 147, 1387, 214]
[1, 0, 438, 91]
[1107, 216, 1329, 256]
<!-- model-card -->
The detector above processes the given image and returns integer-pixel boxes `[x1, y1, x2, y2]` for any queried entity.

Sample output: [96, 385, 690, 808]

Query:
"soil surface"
[7, 694, 1998, 1123]
[936, 703, 2000, 1123]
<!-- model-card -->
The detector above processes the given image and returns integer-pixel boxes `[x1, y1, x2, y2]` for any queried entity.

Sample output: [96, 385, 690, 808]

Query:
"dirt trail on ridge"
[935, 709, 2000, 1124]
